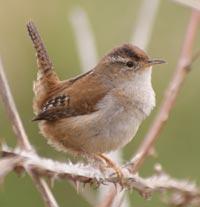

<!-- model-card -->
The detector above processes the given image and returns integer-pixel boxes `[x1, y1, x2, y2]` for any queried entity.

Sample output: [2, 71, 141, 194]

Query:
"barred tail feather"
[27, 21, 53, 73]
[27, 21, 60, 113]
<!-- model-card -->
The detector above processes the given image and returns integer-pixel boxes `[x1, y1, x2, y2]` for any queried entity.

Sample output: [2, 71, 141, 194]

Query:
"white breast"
[92, 68, 156, 152]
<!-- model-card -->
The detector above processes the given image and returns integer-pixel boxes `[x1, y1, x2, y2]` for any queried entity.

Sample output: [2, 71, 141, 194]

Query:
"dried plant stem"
[0, 60, 32, 150]
[1, 146, 200, 207]
[172, 0, 200, 11]
[0, 60, 59, 207]
[131, 0, 160, 49]
[28, 172, 59, 207]
[128, 9, 200, 173]
[69, 7, 98, 72]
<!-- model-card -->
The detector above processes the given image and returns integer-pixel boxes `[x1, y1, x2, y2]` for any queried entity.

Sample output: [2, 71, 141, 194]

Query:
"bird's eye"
[126, 61, 134, 68]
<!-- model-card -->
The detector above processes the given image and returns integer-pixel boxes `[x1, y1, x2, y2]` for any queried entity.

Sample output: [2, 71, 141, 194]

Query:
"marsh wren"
[27, 22, 165, 176]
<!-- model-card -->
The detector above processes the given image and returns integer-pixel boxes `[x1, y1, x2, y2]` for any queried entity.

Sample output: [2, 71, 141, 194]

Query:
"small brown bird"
[27, 22, 165, 177]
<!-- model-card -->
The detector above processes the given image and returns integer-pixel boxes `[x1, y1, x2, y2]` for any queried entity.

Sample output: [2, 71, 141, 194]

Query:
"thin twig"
[127, 9, 200, 173]
[131, 0, 160, 49]
[0, 156, 23, 183]
[69, 7, 98, 72]
[0, 59, 59, 207]
[172, 0, 200, 11]
[0, 59, 32, 150]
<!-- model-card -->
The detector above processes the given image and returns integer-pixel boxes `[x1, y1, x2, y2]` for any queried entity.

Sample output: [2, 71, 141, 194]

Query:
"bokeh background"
[0, 0, 200, 206]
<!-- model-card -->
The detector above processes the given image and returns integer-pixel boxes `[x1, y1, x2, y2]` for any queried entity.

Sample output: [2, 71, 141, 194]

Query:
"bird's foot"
[96, 153, 124, 186]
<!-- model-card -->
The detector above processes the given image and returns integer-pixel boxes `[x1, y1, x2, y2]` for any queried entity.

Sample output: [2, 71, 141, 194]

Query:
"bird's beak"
[146, 59, 166, 66]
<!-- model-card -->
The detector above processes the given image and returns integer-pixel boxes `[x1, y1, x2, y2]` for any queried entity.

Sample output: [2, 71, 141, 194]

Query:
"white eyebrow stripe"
[108, 56, 127, 63]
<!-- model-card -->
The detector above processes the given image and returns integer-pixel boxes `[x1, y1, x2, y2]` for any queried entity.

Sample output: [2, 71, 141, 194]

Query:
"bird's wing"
[33, 71, 111, 121]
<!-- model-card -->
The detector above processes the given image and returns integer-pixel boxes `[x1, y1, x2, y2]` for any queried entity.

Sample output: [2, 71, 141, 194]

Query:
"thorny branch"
[1, 145, 200, 207]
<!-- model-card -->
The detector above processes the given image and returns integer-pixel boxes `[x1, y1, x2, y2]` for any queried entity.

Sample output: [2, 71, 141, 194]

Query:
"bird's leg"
[96, 153, 124, 185]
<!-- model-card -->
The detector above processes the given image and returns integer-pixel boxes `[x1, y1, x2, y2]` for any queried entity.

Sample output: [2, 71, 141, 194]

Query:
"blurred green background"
[0, 0, 200, 206]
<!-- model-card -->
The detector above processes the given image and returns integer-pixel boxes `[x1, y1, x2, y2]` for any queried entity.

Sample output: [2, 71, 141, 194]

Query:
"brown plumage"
[33, 71, 111, 121]
[27, 21, 165, 182]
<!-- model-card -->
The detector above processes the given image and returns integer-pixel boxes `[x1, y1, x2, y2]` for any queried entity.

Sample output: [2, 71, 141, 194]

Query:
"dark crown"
[108, 44, 149, 62]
